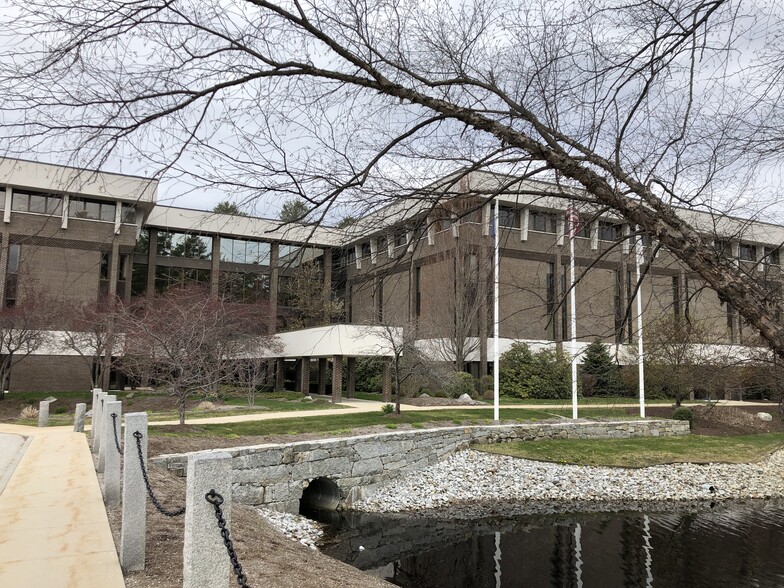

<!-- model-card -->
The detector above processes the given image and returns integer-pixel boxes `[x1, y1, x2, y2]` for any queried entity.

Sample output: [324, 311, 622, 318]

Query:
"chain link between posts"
[205, 489, 250, 588]
[110, 412, 122, 453]
[133, 430, 186, 517]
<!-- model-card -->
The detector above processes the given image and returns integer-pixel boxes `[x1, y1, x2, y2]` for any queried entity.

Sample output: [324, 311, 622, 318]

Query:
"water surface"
[319, 500, 784, 587]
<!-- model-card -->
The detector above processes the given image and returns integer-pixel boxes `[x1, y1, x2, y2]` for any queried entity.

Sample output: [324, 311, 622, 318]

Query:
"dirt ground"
[630, 403, 784, 436]
[105, 464, 392, 588]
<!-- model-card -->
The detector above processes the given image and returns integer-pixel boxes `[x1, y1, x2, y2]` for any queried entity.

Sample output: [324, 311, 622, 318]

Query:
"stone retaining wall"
[151, 419, 689, 513]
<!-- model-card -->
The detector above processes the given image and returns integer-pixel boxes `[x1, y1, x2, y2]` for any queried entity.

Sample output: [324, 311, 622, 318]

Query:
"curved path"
[0, 423, 125, 587]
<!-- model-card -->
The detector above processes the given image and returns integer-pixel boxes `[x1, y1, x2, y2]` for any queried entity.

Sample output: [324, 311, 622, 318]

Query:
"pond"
[316, 500, 784, 587]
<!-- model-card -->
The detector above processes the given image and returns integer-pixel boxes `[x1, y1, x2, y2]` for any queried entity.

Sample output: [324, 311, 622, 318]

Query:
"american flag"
[566, 204, 581, 238]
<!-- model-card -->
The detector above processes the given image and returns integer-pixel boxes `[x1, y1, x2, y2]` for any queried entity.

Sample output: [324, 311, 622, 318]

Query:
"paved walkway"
[140, 397, 778, 427]
[0, 423, 125, 587]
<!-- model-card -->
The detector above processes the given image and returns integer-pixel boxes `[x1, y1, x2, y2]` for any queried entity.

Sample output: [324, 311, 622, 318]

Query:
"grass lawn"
[149, 408, 560, 438]
[476, 433, 784, 467]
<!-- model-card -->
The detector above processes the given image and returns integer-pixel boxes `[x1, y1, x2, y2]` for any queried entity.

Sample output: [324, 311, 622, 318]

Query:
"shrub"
[19, 406, 39, 419]
[381, 403, 394, 414]
[54, 406, 68, 414]
[478, 375, 494, 394]
[672, 407, 693, 426]
[197, 401, 215, 411]
[351, 357, 382, 393]
[500, 342, 570, 399]
[444, 372, 475, 398]
[483, 389, 494, 400]
[433, 390, 449, 398]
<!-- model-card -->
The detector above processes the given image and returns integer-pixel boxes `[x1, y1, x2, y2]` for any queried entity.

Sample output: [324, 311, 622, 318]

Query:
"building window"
[346, 247, 356, 264]
[12, 190, 62, 216]
[219, 237, 270, 265]
[738, 243, 756, 262]
[4, 244, 20, 307]
[672, 276, 681, 318]
[764, 246, 780, 266]
[415, 266, 422, 317]
[394, 230, 408, 248]
[220, 271, 270, 303]
[499, 206, 518, 228]
[599, 221, 623, 242]
[69, 198, 115, 222]
[99, 252, 110, 299]
[154, 266, 210, 293]
[156, 231, 212, 260]
[529, 211, 557, 233]
[121, 203, 136, 224]
[375, 278, 384, 322]
[361, 242, 371, 258]
[546, 263, 555, 341]
[713, 239, 731, 256]
[377, 235, 387, 251]
[131, 263, 148, 297]
[614, 270, 624, 343]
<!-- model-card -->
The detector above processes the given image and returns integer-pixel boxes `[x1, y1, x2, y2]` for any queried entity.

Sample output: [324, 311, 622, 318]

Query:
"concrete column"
[37, 401, 50, 427]
[0, 227, 9, 307]
[275, 358, 285, 391]
[298, 358, 310, 395]
[121, 412, 148, 571]
[183, 452, 233, 588]
[331, 356, 343, 404]
[92, 390, 105, 453]
[317, 357, 327, 396]
[346, 357, 356, 398]
[74, 403, 86, 432]
[108, 242, 120, 300]
[381, 358, 392, 402]
[98, 394, 117, 473]
[103, 400, 122, 507]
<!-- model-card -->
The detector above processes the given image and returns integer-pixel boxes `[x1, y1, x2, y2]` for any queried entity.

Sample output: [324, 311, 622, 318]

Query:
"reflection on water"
[320, 501, 784, 587]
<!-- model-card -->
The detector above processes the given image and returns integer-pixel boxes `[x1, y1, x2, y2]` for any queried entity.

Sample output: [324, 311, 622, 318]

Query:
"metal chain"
[205, 489, 250, 588]
[110, 413, 122, 454]
[133, 431, 186, 517]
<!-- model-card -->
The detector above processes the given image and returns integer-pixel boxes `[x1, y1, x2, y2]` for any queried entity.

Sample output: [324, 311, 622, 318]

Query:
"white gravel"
[354, 448, 784, 513]
[257, 507, 325, 549]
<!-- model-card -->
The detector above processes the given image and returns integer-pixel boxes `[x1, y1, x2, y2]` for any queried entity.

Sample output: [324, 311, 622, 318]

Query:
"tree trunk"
[179, 406, 186, 425]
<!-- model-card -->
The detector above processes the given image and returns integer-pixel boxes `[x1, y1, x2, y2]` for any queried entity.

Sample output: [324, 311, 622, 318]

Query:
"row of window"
[10, 190, 136, 223]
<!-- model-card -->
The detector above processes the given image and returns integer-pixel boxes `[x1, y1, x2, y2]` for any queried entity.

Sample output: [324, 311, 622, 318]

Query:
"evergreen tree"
[280, 199, 310, 223]
[581, 339, 624, 396]
[213, 200, 247, 216]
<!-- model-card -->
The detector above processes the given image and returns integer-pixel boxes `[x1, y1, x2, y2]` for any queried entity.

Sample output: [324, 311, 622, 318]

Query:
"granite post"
[73, 403, 86, 432]
[92, 390, 106, 454]
[103, 400, 122, 507]
[37, 401, 50, 427]
[183, 452, 233, 588]
[120, 412, 148, 571]
[97, 394, 117, 473]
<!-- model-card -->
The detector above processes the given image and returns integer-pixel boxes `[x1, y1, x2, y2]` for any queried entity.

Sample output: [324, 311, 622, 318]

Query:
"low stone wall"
[151, 419, 689, 513]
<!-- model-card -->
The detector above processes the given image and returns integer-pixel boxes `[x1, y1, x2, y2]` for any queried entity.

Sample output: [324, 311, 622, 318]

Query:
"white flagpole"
[493, 196, 500, 423]
[635, 226, 646, 418]
[569, 205, 578, 420]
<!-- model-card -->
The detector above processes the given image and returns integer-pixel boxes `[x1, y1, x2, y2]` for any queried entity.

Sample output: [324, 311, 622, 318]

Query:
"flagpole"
[493, 196, 500, 423]
[569, 204, 578, 420]
[635, 226, 645, 418]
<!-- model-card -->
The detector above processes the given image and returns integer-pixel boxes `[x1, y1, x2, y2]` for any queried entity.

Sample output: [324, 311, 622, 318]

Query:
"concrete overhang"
[271, 324, 402, 359]
[0, 157, 157, 208]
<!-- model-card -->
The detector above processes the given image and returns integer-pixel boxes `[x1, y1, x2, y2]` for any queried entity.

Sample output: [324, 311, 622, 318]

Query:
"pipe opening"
[299, 477, 341, 516]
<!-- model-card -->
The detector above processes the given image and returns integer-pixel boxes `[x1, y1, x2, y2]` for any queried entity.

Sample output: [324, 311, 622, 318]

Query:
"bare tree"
[6, 1, 784, 358]
[60, 300, 119, 390]
[118, 287, 278, 423]
[0, 294, 57, 398]
[419, 236, 489, 371]
[642, 316, 733, 406]
[283, 261, 344, 329]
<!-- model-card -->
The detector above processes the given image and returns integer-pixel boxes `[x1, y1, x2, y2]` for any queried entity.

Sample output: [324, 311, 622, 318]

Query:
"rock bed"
[259, 448, 784, 545]
[257, 507, 324, 550]
[354, 448, 784, 513]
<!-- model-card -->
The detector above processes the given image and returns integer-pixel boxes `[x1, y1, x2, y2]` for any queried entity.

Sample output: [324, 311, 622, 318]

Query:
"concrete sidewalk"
[0, 424, 125, 587]
[136, 397, 778, 427]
